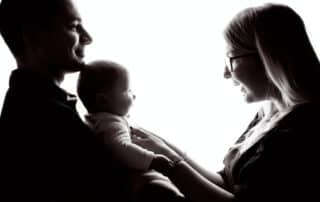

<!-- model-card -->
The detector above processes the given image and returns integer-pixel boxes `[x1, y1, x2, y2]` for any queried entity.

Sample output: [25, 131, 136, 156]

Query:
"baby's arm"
[95, 118, 156, 171]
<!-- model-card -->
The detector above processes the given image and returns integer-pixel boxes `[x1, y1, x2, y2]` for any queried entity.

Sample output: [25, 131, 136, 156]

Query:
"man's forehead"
[56, 0, 81, 22]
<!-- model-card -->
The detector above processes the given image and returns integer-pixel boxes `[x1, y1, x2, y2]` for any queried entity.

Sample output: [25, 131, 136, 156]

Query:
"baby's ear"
[96, 93, 106, 105]
[96, 92, 112, 107]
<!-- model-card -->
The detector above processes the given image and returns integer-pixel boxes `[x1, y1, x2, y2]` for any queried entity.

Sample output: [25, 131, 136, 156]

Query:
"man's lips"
[75, 48, 84, 58]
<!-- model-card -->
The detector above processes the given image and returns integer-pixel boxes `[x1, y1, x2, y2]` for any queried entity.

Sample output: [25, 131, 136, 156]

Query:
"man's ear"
[20, 28, 46, 55]
[20, 27, 56, 66]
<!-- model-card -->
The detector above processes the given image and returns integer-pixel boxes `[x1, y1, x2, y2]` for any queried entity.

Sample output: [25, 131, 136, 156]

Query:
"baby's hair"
[77, 60, 128, 113]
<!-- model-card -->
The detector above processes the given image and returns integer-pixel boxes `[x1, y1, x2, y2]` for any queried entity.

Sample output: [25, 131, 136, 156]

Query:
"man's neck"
[17, 65, 65, 86]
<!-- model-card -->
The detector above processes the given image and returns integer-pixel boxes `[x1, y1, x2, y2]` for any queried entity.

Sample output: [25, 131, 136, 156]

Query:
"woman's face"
[224, 46, 272, 103]
[39, 0, 92, 73]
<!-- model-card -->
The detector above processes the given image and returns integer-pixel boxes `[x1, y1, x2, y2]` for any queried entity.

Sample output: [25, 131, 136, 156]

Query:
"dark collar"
[9, 69, 77, 109]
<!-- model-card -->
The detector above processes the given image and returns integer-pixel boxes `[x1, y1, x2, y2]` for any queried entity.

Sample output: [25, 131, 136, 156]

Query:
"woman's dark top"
[221, 102, 320, 202]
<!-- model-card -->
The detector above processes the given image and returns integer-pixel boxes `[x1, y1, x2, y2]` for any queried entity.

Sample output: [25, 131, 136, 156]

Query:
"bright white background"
[1, 0, 320, 171]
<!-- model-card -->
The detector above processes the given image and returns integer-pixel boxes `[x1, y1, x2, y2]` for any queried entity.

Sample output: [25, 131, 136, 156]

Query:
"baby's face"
[104, 74, 135, 116]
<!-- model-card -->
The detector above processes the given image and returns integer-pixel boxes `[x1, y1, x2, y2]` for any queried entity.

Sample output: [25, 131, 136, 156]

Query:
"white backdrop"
[1, 0, 320, 171]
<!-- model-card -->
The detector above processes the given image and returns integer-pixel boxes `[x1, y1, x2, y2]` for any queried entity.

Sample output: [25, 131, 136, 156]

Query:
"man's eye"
[68, 21, 81, 30]
[68, 24, 78, 30]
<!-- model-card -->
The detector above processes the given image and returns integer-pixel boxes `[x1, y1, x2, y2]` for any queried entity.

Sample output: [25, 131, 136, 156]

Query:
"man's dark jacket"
[0, 69, 129, 202]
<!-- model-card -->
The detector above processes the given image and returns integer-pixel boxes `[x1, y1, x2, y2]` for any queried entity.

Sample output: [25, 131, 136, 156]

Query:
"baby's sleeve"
[95, 117, 155, 171]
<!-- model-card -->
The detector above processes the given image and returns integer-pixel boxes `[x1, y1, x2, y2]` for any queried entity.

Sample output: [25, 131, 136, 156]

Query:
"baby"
[77, 60, 182, 201]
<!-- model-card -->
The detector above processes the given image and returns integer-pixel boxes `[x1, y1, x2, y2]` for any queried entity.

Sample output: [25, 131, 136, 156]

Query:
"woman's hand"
[131, 127, 182, 161]
[131, 126, 170, 154]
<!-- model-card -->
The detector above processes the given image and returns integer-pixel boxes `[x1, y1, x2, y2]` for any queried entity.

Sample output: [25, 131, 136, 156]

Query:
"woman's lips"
[240, 87, 247, 95]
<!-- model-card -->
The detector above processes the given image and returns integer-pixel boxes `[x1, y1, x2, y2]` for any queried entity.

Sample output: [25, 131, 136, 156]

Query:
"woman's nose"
[232, 79, 240, 86]
[224, 66, 232, 79]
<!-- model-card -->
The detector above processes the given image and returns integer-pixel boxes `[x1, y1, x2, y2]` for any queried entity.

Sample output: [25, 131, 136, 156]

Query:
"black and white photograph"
[1, 0, 320, 201]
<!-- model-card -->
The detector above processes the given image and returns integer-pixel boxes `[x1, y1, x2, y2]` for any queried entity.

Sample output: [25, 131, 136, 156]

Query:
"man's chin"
[64, 61, 86, 73]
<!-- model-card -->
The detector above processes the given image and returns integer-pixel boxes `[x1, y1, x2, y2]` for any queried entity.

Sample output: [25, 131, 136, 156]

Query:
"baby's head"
[77, 60, 135, 116]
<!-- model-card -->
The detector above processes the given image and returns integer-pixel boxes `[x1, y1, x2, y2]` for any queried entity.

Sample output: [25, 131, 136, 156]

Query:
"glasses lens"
[224, 52, 257, 73]
[224, 57, 232, 72]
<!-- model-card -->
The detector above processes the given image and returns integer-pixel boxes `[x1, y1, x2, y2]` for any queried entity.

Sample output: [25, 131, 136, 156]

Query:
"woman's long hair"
[224, 3, 320, 108]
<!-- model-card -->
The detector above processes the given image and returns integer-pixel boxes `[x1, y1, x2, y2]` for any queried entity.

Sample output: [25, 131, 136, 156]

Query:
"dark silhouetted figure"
[0, 0, 130, 201]
[131, 3, 320, 202]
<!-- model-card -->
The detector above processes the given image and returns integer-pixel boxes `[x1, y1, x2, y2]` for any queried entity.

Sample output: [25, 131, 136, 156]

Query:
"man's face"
[39, 0, 92, 73]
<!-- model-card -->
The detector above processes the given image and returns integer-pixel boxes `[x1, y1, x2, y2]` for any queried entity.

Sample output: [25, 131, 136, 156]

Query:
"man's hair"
[0, 0, 69, 58]
[77, 60, 128, 113]
[224, 3, 320, 107]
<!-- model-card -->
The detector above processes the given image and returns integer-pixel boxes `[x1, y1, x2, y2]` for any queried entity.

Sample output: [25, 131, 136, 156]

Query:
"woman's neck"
[262, 100, 287, 119]
[273, 100, 287, 113]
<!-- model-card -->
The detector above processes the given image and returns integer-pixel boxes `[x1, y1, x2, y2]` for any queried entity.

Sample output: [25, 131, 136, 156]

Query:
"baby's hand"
[149, 154, 173, 176]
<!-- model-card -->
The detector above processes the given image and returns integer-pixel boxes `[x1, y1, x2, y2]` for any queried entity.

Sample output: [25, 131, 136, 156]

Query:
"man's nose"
[80, 26, 93, 45]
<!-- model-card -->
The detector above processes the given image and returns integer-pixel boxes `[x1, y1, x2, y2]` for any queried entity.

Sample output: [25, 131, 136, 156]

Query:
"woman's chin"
[243, 94, 255, 103]
[244, 94, 263, 104]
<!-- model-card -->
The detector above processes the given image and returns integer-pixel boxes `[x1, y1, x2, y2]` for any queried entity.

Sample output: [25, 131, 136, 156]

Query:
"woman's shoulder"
[279, 102, 320, 127]
[238, 103, 320, 170]
[261, 102, 320, 151]
[291, 101, 320, 113]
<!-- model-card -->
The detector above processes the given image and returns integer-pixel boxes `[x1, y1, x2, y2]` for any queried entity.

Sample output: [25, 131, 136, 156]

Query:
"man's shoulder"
[2, 88, 85, 129]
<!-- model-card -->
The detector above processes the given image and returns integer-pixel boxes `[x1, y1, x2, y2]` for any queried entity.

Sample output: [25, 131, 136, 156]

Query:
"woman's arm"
[181, 154, 227, 188]
[131, 127, 234, 202]
[150, 155, 235, 202]
[172, 161, 234, 202]
[131, 126, 227, 188]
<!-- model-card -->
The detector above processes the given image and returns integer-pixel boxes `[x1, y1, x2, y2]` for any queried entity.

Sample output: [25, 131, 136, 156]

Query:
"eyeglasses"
[225, 52, 257, 72]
